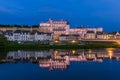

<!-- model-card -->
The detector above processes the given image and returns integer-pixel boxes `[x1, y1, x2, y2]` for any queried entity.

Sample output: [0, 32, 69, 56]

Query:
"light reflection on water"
[1, 48, 120, 80]
[0, 48, 120, 70]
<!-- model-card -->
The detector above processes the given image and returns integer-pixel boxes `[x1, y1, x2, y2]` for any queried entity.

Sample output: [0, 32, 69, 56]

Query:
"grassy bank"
[2, 42, 120, 50]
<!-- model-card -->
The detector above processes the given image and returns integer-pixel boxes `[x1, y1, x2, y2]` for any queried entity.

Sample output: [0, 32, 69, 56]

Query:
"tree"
[22, 24, 30, 28]
[0, 34, 8, 48]
[32, 25, 39, 28]
[13, 24, 21, 27]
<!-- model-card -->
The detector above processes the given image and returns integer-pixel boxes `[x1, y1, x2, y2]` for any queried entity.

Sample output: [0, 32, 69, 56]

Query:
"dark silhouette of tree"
[0, 34, 8, 48]
[32, 25, 39, 28]
[22, 24, 31, 28]
[0, 24, 39, 28]
[13, 24, 21, 27]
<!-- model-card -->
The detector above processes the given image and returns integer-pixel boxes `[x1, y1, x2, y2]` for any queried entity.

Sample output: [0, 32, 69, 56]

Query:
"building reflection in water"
[1, 49, 120, 71]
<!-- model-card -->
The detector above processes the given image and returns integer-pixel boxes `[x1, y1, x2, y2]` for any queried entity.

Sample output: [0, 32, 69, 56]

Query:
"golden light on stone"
[71, 40, 76, 43]
[54, 40, 59, 43]
[116, 40, 120, 44]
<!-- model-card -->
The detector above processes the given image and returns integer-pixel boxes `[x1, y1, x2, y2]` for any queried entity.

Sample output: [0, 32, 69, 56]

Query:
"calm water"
[1, 48, 120, 80]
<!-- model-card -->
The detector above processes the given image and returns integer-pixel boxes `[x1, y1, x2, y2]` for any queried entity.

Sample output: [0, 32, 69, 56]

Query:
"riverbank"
[2, 42, 120, 50]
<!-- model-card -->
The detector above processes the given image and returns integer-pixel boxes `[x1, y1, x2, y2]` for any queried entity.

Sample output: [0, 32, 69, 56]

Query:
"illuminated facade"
[39, 19, 103, 40]
[84, 31, 96, 40]
[40, 19, 70, 40]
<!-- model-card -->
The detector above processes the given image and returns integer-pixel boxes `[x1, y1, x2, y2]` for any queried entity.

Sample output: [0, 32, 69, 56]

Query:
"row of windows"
[52, 24, 67, 27]
[52, 21, 67, 24]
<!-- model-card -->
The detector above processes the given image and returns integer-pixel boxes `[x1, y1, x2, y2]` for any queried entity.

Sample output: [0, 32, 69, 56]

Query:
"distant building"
[13, 30, 30, 41]
[3, 30, 13, 41]
[96, 32, 109, 39]
[59, 34, 80, 41]
[84, 31, 96, 40]
[1, 19, 105, 41]
[40, 19, 70, 40]
[3, 30, 53, 42]
[112, 32, 120, 39]
[39, 19, 103, 40]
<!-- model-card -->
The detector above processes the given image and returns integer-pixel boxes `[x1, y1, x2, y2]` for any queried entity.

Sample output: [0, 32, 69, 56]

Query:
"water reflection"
[1, 48, 120, 71]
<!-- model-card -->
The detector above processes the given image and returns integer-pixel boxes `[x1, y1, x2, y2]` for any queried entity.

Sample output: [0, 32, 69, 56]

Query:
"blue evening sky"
[0, 0, 120, 32]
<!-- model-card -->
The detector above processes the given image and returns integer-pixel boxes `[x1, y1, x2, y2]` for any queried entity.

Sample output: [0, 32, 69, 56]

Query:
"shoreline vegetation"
[0, 24, 39, 28]
[1, 34, 120, 50]
[2, 41, 120, 50]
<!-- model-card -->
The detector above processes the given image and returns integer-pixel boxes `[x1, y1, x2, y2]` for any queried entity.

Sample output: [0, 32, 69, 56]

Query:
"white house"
[13, 30, 30, 41]
[3, 30, 53, 42]
[113, 32, 120, 39]
[96, 32, 109, 40]
[34, 32, 53, 41]
[3, 31, 14, 41]
[84, 31, 96, 40]
[59, 34, 80, 41]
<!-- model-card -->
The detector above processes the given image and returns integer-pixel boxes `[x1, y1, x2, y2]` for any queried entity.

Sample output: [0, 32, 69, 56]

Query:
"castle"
[39, 19, 103, 40]
[1, 19, 105, 41]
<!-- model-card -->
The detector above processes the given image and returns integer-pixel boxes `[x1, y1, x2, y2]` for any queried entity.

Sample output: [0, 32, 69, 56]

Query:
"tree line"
[0, 34, 8, 48]
[0, 24, 39, 28]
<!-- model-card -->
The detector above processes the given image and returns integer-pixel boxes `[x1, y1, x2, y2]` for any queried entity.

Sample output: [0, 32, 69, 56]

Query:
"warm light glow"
[54, 40, 59, 43]
[54, 50, 59, 56]
[108, 50, 113, 59]
[116, 40, 120, 44]
[72, 50, 76, 54]
[71, 40, 76, 43]
[88, 49, 92, 53]
[106, 48, 114, 59]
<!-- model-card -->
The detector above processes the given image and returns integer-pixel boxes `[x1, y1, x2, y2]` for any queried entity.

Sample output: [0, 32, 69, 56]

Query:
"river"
[0, 48, 120, 80]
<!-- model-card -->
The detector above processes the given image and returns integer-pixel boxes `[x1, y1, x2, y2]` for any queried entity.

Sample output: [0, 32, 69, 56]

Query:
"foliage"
[0, 24, 39, 28]
[3, 42, 120, 50]
[0, 34, 8, 48]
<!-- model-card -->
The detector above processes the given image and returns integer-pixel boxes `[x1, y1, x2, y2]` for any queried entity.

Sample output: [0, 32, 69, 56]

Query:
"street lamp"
[54, 40, 59, 43]
[71, 40, 76, 43]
